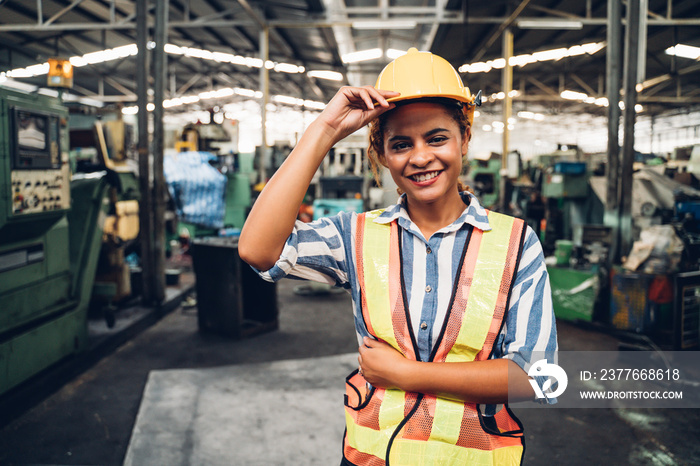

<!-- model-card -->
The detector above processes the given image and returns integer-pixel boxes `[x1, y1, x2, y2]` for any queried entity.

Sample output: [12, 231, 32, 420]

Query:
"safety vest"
[344, 209, 526, 466]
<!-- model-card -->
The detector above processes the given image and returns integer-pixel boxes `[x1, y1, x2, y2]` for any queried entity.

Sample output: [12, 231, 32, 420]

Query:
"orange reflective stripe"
[388, 222, 417, 360]
[455, 404, 523, 450]
[355, 213, 376, 337]
[344, 439, 385, 466]
[402, 395, 432, 442]
[493, 406, 523, 433]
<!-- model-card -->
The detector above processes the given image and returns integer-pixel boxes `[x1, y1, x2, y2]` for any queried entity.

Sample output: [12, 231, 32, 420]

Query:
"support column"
[500, 28, 513, 212]
[136, 0, 154, 304]
[605, 0, 623, 263]
[259, 26, 269, 183]
[152, 0, 168, 304]
[621, 0, 641, 258]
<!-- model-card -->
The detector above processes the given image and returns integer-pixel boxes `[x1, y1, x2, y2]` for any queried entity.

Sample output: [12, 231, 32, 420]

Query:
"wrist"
[305, 119, 342, 151]
[395, 359, 421, 392]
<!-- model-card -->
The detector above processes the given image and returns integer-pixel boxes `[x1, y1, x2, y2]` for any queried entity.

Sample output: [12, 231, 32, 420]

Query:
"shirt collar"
[374, 191, 492, 234]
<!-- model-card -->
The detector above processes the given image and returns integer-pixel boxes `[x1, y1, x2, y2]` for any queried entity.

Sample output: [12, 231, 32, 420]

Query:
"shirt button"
[420, 322, 428, 330]
[425, 285, 432, 293]
[426, 247, 432, 254]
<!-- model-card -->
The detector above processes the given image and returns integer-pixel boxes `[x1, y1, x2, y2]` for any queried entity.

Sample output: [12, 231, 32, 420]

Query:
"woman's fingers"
[362, 336, 384, 348]
[344, 86, 399, 110]
[357, 88, 375, 110]
[367, 86, 400, 107]
[315, 86, 399, 141]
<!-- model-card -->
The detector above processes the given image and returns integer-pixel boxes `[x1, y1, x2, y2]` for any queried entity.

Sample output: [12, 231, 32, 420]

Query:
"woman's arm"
[238, 86, 398, 271]
[358, 337, 536, 404]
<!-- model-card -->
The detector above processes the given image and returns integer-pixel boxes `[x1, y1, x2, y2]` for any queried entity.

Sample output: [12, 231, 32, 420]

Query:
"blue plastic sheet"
[164, 151, 227, 229]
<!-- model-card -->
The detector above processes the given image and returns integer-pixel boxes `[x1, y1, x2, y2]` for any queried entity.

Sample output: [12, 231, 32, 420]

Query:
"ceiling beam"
[570, 73, 597, 96]
[526, 76, 562, 96]
[44, 0, 90, 26]
[6, 15, 700, 32]
[470, 0, 531, 62]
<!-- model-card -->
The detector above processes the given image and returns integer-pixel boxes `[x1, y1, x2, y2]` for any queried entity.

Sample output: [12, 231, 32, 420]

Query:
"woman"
[239, 48, 557, 466]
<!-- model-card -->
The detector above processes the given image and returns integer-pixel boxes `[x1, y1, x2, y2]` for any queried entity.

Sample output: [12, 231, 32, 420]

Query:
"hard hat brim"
[384, 93, 476, 107]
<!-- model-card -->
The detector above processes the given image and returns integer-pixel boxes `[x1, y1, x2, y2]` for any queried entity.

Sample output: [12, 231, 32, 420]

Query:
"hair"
[367, 98, 472, 194]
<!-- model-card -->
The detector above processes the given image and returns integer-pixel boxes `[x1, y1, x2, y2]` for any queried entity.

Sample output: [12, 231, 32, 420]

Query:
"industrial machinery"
[180, 119, 235, 155]
[466, 153, 501, 209]
[70, 119, 141, 320]
[0, 87, 113, 395]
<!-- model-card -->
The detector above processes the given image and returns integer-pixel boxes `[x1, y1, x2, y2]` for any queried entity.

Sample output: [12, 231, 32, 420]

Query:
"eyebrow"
[387, 127, 450, 143]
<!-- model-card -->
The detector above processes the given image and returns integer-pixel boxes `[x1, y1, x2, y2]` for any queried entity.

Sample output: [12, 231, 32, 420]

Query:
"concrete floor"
[1, 277, 699, 465]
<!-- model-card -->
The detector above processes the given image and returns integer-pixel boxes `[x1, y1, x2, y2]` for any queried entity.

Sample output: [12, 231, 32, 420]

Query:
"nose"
[409, 142, 435, 167]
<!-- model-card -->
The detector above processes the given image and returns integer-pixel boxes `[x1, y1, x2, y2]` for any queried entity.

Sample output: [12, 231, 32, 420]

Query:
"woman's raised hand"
[315, 86, 399, 142]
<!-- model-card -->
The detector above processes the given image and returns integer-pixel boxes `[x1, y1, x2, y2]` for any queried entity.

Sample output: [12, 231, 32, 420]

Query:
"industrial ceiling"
[1, 0, 699, 120]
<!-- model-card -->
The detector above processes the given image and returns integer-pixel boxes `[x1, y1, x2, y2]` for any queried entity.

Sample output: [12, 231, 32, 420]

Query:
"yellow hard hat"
[375, 47, 481, 125]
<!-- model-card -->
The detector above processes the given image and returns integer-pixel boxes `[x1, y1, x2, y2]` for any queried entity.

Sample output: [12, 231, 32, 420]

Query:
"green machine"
[0, 87, 113, 395]
[467, 156, 501, 209]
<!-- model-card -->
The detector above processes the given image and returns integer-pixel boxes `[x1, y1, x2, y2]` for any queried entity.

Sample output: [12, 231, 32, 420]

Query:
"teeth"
[412, 171, 440, 182]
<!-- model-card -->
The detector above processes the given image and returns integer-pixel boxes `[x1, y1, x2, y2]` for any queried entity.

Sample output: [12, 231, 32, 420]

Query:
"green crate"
[548, 266, 597, 322]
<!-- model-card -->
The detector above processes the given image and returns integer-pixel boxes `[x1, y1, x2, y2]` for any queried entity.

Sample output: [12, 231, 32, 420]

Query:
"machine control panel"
[10, 165, 71, 215]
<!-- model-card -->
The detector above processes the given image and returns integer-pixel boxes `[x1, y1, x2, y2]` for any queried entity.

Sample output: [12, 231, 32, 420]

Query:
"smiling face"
[379, 101, 469, 208]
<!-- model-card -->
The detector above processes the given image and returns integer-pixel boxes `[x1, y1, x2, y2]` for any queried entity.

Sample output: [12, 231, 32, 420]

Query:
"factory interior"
[1, 0, 700, 464]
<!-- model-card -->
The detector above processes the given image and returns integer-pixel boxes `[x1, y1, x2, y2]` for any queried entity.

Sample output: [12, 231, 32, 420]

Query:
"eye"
[429, 135, 448, 144]
[392, 141, 410, 151]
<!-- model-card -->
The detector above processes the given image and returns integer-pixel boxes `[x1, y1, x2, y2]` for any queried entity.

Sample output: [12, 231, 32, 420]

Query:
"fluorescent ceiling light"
[274, 95, 305, 106]
[490, 58, 506, 69]
[341, 48, 383, 64]
[81, 44, 138, 65]
[307, 70, 343, 81]
[531, 48, 568, 62]
[2, 42, 306, 86]
[386, 49, 407, 59]
[199, 88, 235, 100]
[558, 90, 642, 112]
[461, 62, 492, 73]
[517, 111, 544, 121]
[665, 44, 700, 60]
[561, 90, 588, 100]
[518, 20, 583, 30]
[458, 42, 605, 74]
[352, 21, 416, 30]
[124, 85, 326, 115]
[273, 62, 305, 73]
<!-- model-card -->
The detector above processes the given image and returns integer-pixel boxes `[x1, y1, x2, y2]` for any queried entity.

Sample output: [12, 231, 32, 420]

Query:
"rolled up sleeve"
[254, 213, 353, 288]
[494, 226, 558, 403]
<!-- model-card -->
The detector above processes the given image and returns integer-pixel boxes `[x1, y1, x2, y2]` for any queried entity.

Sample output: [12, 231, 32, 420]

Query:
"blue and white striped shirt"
[258, 192, 557, 387]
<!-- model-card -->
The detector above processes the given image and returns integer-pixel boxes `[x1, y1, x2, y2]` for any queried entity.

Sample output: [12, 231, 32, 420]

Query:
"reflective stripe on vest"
[345, 209, 526, 466]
